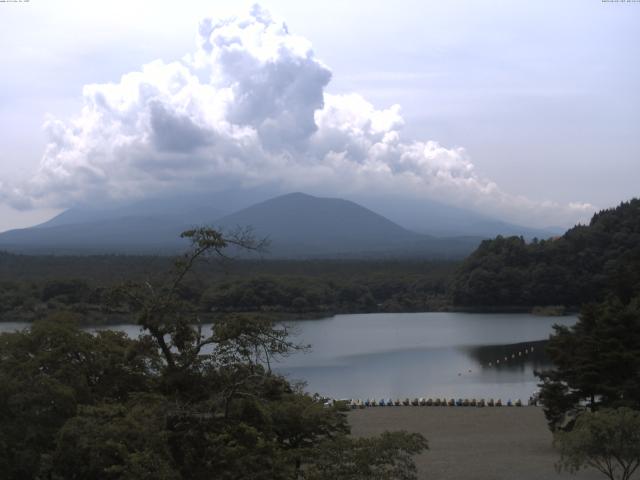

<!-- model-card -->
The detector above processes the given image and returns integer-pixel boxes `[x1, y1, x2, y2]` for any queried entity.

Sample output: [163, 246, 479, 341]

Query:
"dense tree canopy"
[0, 253, 454, 324]
[555, 407, 640, 480]
[0, 228, 427, 479]
[451, 199, 640, 308]
[537, 295, 640, 431]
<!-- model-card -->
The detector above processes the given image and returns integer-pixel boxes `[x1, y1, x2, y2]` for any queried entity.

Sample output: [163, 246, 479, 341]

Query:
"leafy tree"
[50, 396, 178, 480]
[41, 279, 92, 303]
[537, 296, 640, 430]
[304, 431, 428, 480]
[0, 313, 153, 478]
[0, 227, 428, 479]
[555, 408, 640, 480]
[269, 390, 350, 473]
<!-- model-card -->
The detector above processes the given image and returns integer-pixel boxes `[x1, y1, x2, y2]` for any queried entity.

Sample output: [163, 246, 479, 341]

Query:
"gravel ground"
[348, 407, 607, 480]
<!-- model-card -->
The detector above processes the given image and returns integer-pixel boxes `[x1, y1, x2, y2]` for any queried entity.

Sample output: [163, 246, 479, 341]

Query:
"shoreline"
[0, 306, 577, 327]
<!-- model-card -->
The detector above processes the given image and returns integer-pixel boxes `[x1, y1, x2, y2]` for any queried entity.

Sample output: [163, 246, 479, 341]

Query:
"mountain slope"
[217, 193, 418, 252]
[215, 193, 481, 258]
[0, 192, 482, 258]
[35, 194, 228, 229]
[7, 193, 231, 254]
[354, 195, 560, 238]
[0, 216, 192, 254]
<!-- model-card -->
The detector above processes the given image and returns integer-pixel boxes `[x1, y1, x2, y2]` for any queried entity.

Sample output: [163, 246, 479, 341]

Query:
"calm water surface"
[0, 312, 576, 401]
[276, 312, 577, 400]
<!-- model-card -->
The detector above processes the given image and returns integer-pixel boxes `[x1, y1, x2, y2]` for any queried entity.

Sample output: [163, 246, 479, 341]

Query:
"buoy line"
[315, 396, 541, 409]
[483, 345, 535, 369]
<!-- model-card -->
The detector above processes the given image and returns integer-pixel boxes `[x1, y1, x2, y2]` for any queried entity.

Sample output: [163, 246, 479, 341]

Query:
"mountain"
[4, 190, 270, 254]
[214, 192, 480, 258]
[0, 193, 233, 254]
[0, 192, 482, 258]
[0, 216, 191, 255]
[28, 189, 560, 240]
[35, 193, 231, 229]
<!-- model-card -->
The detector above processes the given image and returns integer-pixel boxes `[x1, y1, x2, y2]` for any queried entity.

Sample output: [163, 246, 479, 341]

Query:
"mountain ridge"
[1, 191, 563, 258]
[0, 192, 484, 258]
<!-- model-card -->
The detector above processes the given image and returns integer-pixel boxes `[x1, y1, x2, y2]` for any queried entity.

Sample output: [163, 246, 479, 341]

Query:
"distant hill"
[35, 194, 228, 230]
[3, 192, 240, 254]
[450, 198, 640, 308]
[0, 216, 191, 254]
[215, 192, 481, 258]
[0, 192, 482, 258]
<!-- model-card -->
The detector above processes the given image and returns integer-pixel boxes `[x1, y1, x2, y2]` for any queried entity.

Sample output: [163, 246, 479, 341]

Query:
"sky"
[0, 0, 638, 232]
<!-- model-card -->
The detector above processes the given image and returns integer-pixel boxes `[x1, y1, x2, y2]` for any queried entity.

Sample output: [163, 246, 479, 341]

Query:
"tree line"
[0, 257, 454, 324]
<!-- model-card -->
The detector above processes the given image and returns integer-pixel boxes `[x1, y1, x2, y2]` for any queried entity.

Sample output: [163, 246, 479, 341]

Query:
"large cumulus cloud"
[2, 4, 594, 225]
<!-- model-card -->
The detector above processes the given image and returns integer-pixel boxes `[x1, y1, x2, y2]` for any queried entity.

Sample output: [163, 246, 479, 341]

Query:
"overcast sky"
[0, 0, 638, 231]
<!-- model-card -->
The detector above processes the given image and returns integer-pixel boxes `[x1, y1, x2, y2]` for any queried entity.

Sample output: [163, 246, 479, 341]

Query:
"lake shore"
[0, 304, 578, 326]
[348, 407, 602, 480]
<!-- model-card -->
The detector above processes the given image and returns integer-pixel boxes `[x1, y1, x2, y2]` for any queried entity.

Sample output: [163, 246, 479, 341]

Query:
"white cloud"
[1, 4, 595, 226]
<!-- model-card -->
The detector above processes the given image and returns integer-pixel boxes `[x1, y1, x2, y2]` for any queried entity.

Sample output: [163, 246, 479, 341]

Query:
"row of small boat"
[346, 397, 530, 408]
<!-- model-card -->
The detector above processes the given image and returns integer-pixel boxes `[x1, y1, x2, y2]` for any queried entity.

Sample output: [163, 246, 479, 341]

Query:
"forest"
[0, 229, 428, 479]
[0, 255, 455, 324]
[450, 199, 640, 308]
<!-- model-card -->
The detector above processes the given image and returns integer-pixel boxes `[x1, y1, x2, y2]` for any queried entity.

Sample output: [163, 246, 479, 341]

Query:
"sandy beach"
[348, 407, 606, 480]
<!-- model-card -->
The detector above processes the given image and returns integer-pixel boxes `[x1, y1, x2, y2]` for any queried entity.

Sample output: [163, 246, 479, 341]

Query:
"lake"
[275, 312, 577, 401]
[0, 312, 576, 401]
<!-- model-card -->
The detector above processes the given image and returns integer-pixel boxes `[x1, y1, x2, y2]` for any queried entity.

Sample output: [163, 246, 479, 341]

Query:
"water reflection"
[275, 342, 552, 401]
[274, 313, 574, 400]
[464, 340, 550, 373]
